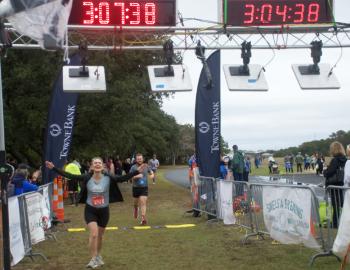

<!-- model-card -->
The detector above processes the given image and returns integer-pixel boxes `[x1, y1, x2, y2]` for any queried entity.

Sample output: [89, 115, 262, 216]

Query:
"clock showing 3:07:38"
[68, 0, 176, 27]
[224, 0, 333, 26]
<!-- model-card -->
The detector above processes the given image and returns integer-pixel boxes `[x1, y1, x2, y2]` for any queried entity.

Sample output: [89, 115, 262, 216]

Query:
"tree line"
[2, 50, 196, 167]
[273, 130, 350, 157]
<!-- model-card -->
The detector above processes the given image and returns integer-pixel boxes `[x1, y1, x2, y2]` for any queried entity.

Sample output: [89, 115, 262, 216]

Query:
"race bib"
[92, 195, 105, 206]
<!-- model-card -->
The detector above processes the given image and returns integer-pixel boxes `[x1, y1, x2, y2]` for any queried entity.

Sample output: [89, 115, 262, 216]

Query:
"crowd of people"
[281, 152, 326, 174]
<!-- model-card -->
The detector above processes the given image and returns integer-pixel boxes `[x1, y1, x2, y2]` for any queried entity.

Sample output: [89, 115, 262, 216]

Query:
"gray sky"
[161, 0, 350, 151]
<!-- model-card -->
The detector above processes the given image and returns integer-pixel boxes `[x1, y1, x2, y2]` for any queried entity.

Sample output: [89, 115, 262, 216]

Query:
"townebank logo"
[49, 124, 62, 137]
[199, 122, 210, 134]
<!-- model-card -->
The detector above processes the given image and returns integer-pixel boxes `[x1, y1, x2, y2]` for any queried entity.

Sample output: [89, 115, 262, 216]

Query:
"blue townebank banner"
[195, 50, 221, 178]
[42, 55, 80, 183]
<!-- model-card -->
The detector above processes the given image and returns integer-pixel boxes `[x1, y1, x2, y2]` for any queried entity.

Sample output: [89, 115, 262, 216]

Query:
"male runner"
[130, 153, 154, 225]
[148, 154, 159, 184]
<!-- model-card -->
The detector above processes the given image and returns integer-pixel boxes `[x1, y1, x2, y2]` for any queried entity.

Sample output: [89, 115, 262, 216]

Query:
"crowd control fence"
[191, 176, 350, 266]
[191, 176, 217, 218]
[9, 182, 55, 266]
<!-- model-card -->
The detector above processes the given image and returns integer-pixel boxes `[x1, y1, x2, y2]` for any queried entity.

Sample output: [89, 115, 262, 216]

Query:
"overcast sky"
[160, 0, 350, 151]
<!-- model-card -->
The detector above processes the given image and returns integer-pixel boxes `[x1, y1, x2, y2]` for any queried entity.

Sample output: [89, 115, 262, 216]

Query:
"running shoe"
[133, 206, 138, 219]
[140, 218, 147, 226]
[95, 255, 105, 266]
[86, 258, 99, 269]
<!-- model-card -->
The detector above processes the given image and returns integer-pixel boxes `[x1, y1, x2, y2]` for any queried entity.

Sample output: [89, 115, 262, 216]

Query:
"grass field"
[13, 168, 343, 270]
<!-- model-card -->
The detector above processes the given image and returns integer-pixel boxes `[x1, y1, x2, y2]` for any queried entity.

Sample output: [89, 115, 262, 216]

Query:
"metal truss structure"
[5, 23, 350, 51]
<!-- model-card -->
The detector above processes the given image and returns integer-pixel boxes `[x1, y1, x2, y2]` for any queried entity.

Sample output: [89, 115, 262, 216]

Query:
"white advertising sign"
[263, 186, 319, 248]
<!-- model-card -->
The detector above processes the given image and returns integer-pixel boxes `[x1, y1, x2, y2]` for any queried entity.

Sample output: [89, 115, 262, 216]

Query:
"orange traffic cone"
[56, 176, 65, 221]
[53, 178, 58, 213]
[310, 217, 316, 237]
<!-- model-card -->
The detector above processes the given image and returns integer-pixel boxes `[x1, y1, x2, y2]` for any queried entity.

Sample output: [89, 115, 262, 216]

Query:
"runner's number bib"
[92, 195, 105, 206]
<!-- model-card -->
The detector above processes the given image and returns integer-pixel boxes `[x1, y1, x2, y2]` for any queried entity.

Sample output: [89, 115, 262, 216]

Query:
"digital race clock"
[224, 0, 333, 26]
[68, 0, 177, 27]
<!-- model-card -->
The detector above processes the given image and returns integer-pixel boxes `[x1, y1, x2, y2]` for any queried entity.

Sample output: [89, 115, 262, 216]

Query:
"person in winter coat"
[13, 166, 38, 196]
[324, 141, 347, 228]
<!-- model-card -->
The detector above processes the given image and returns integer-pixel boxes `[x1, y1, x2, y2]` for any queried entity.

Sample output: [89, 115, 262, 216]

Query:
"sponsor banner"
[41, 186, 52, 229]
[42, 54, 80, 183]
[263, 186, 319, 248]
[25, 193, 45, 245]
[217, 181, 235, 225]
[195, 50, 221, 178]
[8, 197, 26, 266]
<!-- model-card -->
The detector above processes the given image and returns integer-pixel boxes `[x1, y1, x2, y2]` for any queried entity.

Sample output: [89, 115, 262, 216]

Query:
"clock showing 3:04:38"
[224, 0, 334, 26]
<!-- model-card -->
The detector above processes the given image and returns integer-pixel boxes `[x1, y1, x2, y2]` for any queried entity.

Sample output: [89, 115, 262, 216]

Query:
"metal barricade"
[16, 191, 48, 262]
[8, 182, 54, 264]
[230, 181, 255, 234]
[310, 186, 350, 265]
[192, 176, 217, 218]
[38, 183, 57, 241]
[244, 183, 326, 256]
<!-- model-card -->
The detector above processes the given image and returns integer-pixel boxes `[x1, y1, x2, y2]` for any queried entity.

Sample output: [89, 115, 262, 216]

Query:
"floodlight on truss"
[147, 40, 192, 92]
[63, 65, 106, 93]
[63, 42, 106, 93]
[223, 41, 268, 91]
[148, 65, 192, 92]
[292, 40, 340, 90]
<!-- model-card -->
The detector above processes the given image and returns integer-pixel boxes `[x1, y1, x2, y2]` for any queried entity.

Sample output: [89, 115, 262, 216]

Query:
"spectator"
[311, 154, 317, 170]
[284, 155, 291, 173]
[324, 141, 347, 228]
[243, 156, 251, 182]
[13, 165, 38, 196]
[316, 153, 325, 176]
[231, 145, 244, 181]
[305, 154, 311, 170]
[30, 169, 42, 185]
[289, 154, 294, 173]
[188, 154, 197, 185]
[295, 152, 304, 173]
[219, 156, 230, 180]
[123, 158, 132, 174]
[114, 156, 123, 176]
[268, 156, 275, 174]
[65, 160, 82, 206]
[106, 157, 115, 176]
[254, 154, 260, 169]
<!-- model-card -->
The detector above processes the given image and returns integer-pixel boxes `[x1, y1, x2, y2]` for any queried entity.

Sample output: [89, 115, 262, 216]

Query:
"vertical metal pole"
[0, 58, 11, 270]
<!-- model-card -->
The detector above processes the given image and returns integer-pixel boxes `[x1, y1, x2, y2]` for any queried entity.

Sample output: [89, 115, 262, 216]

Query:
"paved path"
[165, 168, 326, 198]
[165, 168, 189, 189]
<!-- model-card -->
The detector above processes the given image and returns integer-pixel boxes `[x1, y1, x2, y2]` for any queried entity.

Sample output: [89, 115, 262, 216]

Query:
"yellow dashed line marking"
[133, 226, 152, 230]
[67, 224, 197, 232]
[105, 227, 119, 230]
[68, 228, 86, 232]
[165, 224, 196, 229]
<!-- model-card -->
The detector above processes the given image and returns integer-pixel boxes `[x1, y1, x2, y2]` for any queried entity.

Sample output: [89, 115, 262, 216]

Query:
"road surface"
[165, 168, 326, 199]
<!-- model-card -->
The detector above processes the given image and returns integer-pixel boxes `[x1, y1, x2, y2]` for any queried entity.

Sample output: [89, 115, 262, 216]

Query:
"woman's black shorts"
[84, 204, 109, 228]
[132, 187, 148, 198]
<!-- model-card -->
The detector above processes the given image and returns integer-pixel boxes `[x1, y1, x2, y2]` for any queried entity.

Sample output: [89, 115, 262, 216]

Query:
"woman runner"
[45, 157, 145, 269]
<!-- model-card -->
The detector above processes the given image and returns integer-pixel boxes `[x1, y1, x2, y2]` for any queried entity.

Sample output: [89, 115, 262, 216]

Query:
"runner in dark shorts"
[130, 153, 154, 225]
[46, 158, 145, 269]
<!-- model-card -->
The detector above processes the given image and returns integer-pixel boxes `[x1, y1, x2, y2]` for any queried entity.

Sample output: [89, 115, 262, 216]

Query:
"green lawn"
[13, 169, 343, 270]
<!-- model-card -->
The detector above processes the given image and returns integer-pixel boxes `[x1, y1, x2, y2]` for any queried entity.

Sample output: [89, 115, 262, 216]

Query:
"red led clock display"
[225, 0, 333, 26]
[68, 0, 176, 26]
